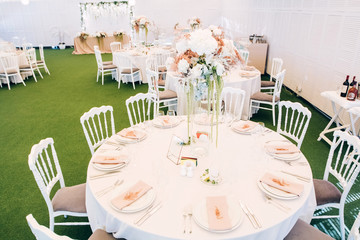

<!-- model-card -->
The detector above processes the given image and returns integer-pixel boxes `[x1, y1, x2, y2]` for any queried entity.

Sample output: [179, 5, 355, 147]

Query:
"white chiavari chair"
[313, 130, 360, 240]
[94, 48, 118, 85]
[28, 138, 89, 231]
[125, 92, 157, 126]
[80, 105, 115, 155]
[250, 69, 286, 126]
[114, 52, 141, 89]
[20, 48, 43, 82]
[0, 53, 25, 90]
[238, 49, 249, 65]
[221, 87, 246, 121]
[37, 44, 50, 75]
[261, 58, 283, 93]
[110, 42, 122, 53]
[277, 101, 312, 149]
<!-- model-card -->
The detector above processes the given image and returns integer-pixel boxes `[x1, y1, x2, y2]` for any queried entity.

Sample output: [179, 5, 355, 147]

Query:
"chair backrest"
[272, 69, 286, 101]
[80, 105, 115, 155]
[26, 48, 37, 65]
[153, 51, 171, 68]
[94, 49, 103, 68]
[0, 53, 19, 75]
[39, 44, 45, 61]
[26, 214, 73, 240]
[221, 87, 246, 120]
[348, 211, 360, 240]
[270, 58, 283, 82]
[146, 68, 159, 97]
[239, 49, 249, 65]
[324, 131, 360, 202]
[126, 93, 157, 126]
[277, 101, 312, 149]
[146, 55, 159, 73]
[110, 42, 122, 53]
[28, 138, 65, 216]
[114, 53, 134, 72]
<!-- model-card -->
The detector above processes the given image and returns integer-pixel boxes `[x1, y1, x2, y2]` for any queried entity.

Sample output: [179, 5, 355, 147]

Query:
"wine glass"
[167, 110, 176, 116]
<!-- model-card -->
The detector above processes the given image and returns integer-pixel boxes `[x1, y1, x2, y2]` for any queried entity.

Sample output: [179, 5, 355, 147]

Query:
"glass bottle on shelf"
[340, 75, 350, 97]
[347, 76, 357, 101]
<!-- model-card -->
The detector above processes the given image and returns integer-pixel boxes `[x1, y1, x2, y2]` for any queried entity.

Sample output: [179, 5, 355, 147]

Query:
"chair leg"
[272, 104, 276, 126]
[117, 70, 121, 89]
[49, 216, 54, 231]
[5, 76, 11, 90]
[340, 208, 345, 240]
[132, 75, 135, 89]
[96, 70, 99, 82]
[18, 73, 26, 86]
[31, 70, 38, 82]
[44, 64, 50, 75]
[102, 71, 104, 85]
[37, 67, 43, 79]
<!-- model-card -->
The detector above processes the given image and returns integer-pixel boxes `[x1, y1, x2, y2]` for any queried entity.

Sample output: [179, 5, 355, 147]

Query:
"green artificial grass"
[0, 48, 357, 239]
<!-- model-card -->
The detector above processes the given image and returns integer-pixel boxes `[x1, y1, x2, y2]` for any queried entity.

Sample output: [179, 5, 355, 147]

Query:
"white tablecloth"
[166, 68, 261, 120]
[112, 47, 176, 84]
[0, 51, 28, 84]
[86, 120, 316, 240]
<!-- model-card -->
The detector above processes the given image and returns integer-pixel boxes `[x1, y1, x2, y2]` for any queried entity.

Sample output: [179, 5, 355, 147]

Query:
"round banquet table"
[166, 67, 261, 120]
[0, 50, 28, 84]
[86, 119, 316, 240]
[112, 46, 176, 84]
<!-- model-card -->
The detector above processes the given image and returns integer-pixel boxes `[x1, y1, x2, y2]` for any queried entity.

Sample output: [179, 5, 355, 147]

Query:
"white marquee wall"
[1, 0, 360, 122]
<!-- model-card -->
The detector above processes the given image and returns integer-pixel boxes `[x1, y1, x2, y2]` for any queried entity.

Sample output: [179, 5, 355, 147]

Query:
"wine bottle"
[340, 75, 350, 97]
[347, 76, 357, 101]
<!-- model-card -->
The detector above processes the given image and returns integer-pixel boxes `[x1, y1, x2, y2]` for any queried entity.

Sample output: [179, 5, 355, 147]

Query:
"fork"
[284, 161, 308, 166]
[264, 195, 291, 212]
[182, 209, 188, 233]
[186, 205, 193, 234]
[96, 179, 124, 197]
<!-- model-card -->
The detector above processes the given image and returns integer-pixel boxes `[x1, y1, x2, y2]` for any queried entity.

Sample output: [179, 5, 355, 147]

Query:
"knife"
[137, 203, 162, 226]
[239, 201, 258, 229]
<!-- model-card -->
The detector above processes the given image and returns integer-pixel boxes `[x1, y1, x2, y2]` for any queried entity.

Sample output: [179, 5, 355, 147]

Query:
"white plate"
[114, 130, 147, 144]
[92, 150, 131, 172]
[110, 187, 156, 213]
[194, 113, 224, 126]
[152, 116, 181, 128]
[264, 140, 301, 161]
[231, 121, 259, 135]
[257, 179, 298, 200]
[193, 197, 243, 233]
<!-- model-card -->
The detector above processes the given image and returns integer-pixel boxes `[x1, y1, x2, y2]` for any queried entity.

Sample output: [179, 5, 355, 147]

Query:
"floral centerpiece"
[188, 17, 201, 30]
[95, 31, 107, 46]
[131, 16, 151, 43]
[113, 30, 125, 42]
[168, 26, 244, 146]
[77, 31, 89, 41]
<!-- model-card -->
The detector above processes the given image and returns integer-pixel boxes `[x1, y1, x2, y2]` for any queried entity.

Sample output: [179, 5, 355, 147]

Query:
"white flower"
[220, 39, 235, 57]
[178, 59, 190, 74]
[188, 29, 218, 56]
[190, 64, 202, 78]
[176, 39, 189, 54]
[208, 25, 222, 36]
[139, 18, 146, 25]
[213, 60, 225, 76]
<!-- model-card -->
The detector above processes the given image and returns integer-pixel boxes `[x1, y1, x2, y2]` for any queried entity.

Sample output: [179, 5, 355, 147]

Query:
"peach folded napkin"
[265, 143, 300, 154]
[158, 116, 174, 125]
[117, 128, 146, 140]
[233, 121, 258, 132]
[260, 172, 304, 196]
[206, 196, 232, 231]
[92, 155, 127, 165]
[111, 180, 152, 210]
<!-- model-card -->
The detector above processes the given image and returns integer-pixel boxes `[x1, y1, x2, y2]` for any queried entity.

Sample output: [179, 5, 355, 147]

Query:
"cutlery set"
[96, 179, 124, 197]
[239, 201, 262, 229]
[280, 170, 311, 182]
[264, 195, 291, 213]
[182, 205, 193, 234]
[134, 202, 162, 226]
[89, 170, 122, 180]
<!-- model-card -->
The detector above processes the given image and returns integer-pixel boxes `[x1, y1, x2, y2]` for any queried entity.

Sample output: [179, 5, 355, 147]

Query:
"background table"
[0, 51, 28, 84]
[166, 68, 261, 120]
[86, 120, 316, 240]
[72, 35, 130, 55]
[318, 91, 360, 144]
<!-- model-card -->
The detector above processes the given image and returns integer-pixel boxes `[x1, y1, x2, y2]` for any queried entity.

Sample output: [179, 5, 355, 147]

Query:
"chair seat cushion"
[158, 66, 167, 72]
[158, 79, 166, 86]
[37, 60, 44, 64]
[20, 64, 36, 69]
[89, 229, 119, 240]
[261, 81, 275, 87]
[313, 179, 342, 206]
[284, 219, 334, 240]
[251, 92, 279, 102]
[121, 68, 139, 74]
[0, 68, 18, 74]
[103, 61, 113, 65]
[159, 90, 177, 99]
[52, 183, 86, 213]
[101, 64, 117, 70]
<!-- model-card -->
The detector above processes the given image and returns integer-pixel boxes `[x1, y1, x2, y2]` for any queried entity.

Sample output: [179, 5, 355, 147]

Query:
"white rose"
[178, 59, 189, 74]
[190, 64, 203, 78]
[139, 18, 146, 25]
[176, 39, 189, 53]
[188, 29, 217, 55]
[213, 28, 222, 36]
[215, 61, 225, 76]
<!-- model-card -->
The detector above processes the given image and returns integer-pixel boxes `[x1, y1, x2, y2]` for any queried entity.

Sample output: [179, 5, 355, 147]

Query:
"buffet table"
[86, 118, 316, 240]
[166, 67, 261, 120]
[72, 35, 131, 55]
